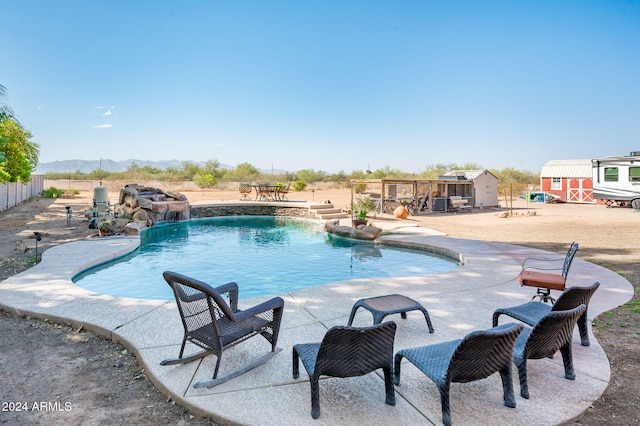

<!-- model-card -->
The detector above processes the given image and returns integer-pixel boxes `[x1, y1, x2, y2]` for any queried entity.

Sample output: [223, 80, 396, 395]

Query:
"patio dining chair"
[512, 304, 586, 399]
[493, 282, 599, 346]
[257, 183, 273, 201]
[519, 242, 579, 303]
[292, 322, 397, 419]
[161, 271, 284, 388]
[393, 323, 523, 426]
[239, 183, 253, 200]
[277, 183, 290, 200]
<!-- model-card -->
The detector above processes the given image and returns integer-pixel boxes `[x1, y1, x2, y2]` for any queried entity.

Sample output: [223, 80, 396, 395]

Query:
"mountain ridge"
[35, 159, 236, 174]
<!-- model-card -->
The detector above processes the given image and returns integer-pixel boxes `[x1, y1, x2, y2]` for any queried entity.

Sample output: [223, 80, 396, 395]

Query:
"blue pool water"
[74, 216, 458, 300]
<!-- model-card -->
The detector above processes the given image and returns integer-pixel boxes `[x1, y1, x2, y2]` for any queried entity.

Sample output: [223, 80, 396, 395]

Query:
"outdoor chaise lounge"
[512, 304, 586, 399]
[493, 282, 599, 346]
[393, 323, 523, 426]
[292, 322, 397, 419]
[518, 242, 579, 303]
[160, 271, 284, 388]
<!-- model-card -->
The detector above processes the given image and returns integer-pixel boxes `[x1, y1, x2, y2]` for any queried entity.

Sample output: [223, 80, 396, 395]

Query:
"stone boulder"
[324, 221, 382, 241]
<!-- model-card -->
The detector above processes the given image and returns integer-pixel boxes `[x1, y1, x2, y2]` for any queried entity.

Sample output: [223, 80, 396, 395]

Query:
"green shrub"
[292, 180, 307, 191]
[352, 196, 377, 217]
[41, 187, 64, 198]
[353, 183, 367, 193]
[65, 188, 80, 196]
[194, 174, 218, 188]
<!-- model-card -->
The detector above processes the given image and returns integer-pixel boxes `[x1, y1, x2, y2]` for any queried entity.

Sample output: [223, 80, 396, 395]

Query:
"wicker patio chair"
[493, 282, 599, 346]
[518, 242, 579, 303]
[393, 323, 523, 426]
[292, 321, 397, 419]
[161, 271, 284, 388]
[512, 304, 586, 399]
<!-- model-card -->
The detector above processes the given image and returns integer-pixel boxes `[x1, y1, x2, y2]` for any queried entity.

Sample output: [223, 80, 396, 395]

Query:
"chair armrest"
[522, 264, 564, 273]
[214, 282, 239, 311]
[230, 297, 285, 323]
[522, 256, 564, 264]
[521, 256, 565, 271]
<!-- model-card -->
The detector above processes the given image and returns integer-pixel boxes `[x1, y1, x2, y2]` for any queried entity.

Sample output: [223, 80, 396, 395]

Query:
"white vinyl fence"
[0, 175, 44, 212]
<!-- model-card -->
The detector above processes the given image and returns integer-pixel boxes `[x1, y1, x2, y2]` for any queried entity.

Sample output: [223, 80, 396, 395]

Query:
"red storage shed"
[539, 159, 594, 203]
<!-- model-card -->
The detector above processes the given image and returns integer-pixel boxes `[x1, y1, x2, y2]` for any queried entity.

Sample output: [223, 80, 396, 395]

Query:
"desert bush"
[41, 187, 64, 198]
[353, 183, 367, 193]
[194, 174, 218, 188]
[292, 180, 307, 191]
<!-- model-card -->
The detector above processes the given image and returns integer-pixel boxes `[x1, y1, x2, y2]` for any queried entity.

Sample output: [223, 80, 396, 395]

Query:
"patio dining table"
[253, 184, 285, 201]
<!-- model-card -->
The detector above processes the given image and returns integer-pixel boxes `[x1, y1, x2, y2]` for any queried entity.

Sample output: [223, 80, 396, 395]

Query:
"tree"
[0, 84, 14, 120]
[225, 162, 259, 181]
[1, 84, 39, 182]
[293, 169, 326, 183]
[202, 159, 225, 179]
[0, 116, 39, 183]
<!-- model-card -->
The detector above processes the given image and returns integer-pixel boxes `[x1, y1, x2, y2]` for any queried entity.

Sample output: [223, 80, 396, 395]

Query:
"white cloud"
[104, 110, 112, 116]
[92, 124, 113, 129]
[94, 105, 104, 110]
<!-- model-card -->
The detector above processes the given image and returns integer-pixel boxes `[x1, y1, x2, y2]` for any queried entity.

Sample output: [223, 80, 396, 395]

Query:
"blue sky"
[2, 1, 639, 174]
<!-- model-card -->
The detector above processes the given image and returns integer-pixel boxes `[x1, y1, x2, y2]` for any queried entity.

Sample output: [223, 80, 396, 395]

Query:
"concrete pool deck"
[0, 224, 633, 426]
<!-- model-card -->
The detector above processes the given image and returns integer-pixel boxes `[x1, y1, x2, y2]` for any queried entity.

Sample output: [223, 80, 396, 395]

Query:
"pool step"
[309, 203, 350, 220]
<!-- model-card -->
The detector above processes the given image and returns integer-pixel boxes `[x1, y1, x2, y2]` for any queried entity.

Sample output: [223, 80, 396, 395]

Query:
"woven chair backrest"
[525, 304, 586, 359]
[449, 323, 523, 383]
[561, 242, 579, 280]
[552, 282, 599, 313]
[315, 322, 397, 379]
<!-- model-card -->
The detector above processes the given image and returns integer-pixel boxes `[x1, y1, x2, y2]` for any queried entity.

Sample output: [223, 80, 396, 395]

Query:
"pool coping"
[0, 225, 633, 425]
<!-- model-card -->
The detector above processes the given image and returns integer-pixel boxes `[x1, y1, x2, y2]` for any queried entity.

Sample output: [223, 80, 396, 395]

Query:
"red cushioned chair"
[518, 242, 579, 304]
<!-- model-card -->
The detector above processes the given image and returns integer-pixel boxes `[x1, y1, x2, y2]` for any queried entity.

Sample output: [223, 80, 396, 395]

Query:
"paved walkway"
[0, 224, 633, 425]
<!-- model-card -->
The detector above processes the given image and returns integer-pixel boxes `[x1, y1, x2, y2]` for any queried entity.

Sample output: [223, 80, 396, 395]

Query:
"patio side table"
[347, 294, 434, 333]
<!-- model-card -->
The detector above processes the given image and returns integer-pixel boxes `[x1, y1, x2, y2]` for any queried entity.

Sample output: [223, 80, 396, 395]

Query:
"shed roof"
[443, 170, 498, 180]
[540, 159, 592, 178]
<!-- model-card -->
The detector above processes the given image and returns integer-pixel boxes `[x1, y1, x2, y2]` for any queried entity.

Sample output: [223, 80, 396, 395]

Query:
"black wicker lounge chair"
[512, 304, 586, 399]
[518, 242, 579, 303]
[292, 321, 397, 419]
[493, 282, 599, 346]
[393, 323, 523, 426]
[161, 271, 284, 388]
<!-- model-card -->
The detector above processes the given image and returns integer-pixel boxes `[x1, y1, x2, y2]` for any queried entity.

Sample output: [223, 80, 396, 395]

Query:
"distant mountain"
[34, 159, 235, 174]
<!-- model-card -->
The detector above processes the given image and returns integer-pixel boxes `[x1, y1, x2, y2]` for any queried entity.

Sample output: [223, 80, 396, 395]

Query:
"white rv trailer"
[592, 151, 640, 209]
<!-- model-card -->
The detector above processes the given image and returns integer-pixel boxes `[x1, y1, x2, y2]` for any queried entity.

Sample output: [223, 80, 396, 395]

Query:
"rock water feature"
[96, 184, 190, 236]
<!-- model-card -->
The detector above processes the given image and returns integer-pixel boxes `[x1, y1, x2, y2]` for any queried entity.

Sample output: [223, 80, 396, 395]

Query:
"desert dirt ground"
[0, 184, 638, 425]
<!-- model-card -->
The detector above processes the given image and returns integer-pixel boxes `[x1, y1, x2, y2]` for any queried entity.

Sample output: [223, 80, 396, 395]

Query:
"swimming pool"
[74, 216, 459, 300]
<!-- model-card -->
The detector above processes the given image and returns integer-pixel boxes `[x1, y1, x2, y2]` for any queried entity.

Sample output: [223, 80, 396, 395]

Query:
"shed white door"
[567, 178, 594, 203]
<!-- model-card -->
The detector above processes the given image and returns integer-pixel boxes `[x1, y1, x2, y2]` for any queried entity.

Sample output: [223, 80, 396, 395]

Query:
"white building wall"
[472, 171, 499, 207]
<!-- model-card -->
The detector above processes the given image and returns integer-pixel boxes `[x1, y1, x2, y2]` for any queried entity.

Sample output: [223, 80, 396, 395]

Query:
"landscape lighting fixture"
[65, 206, 73, 226]
[33, 232, 42, 263]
